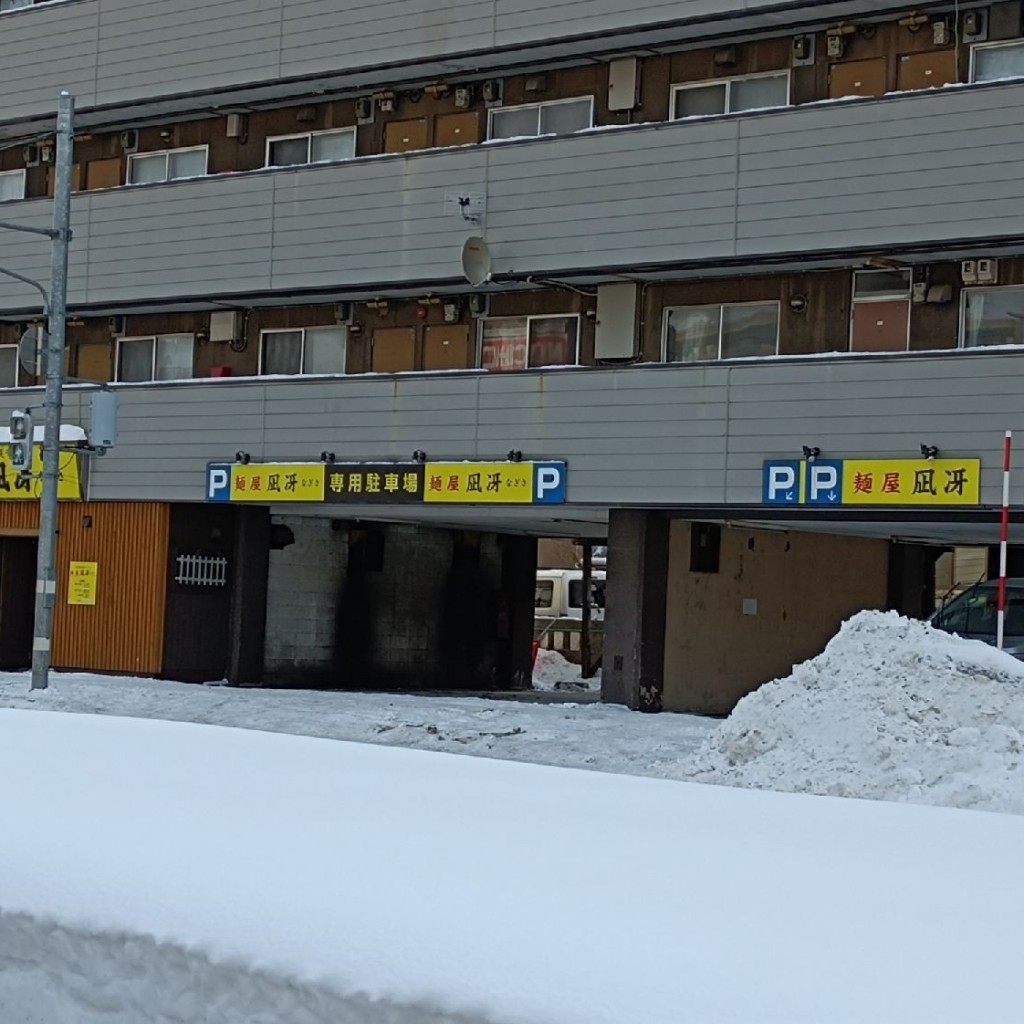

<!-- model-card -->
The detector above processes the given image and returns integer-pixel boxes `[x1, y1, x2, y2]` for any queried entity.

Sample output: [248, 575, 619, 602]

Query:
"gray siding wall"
[0, 0, 955, 127]
[1, 82, 1022, 310]
[6, 350, 1020, 507]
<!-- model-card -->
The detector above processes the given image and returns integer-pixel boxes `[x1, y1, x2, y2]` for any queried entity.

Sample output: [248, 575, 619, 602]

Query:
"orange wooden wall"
[0, 501, 170, 676]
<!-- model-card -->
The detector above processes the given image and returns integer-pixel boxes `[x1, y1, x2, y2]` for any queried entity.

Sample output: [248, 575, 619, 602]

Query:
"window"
[850, 269, 911, 353]
[0, 345, 19, 387]
[260, 327, 347, 375]
[663, 302, 779, 362]
[479, 315, 580, 371]
[962, 286, 1024, 349]
[265, 129, 356, 168]
[534, 579, 555, 610]
[116, 334, 194, 382]
[127, 146, 208, 185]
[488, 98, 593, 140]
[0, 168, 25, 203]
[671, 73, 790, 119]
[971, 41, 1024, 83]
[0, 0, 33, 11]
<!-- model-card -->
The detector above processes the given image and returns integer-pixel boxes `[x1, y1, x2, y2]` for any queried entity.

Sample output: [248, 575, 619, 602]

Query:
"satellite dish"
[18, 325, 47, 377]
[461, 236, 492, 287]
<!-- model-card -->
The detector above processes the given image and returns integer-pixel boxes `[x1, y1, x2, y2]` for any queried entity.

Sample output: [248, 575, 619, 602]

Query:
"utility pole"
[31, 91, 74, 691]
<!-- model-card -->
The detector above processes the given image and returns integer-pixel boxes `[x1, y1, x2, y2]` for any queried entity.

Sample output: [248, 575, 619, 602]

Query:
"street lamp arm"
[0, 265, 49, 314]
[0, 220, 59, 240]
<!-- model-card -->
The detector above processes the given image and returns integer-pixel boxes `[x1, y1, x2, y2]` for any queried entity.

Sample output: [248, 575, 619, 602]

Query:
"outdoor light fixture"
[412, 449, 427, 463]
[320, 450, 336, 463]
[235, 450, 251, 465]
[920, 444, 939, 460]
[507, 449, 523, 462]
[802, 445, 821, 462]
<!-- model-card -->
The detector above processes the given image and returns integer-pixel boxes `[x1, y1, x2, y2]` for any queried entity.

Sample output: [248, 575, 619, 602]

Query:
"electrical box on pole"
[9, 409, 34, 470]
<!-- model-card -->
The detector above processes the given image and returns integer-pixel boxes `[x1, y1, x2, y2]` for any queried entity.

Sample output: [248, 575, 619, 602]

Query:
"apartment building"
[1, 0, 1023, 709]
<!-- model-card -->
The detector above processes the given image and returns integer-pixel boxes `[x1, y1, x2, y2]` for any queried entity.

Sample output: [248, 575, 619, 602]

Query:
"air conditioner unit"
[481, 79, 503, 104]
[355, 97, 375, 122]
[120, 129, 139, 153]
[209, 310, 241, 343]
[334, 301, 353, 325]
[467, 292, 490, 317]
[22, 144, 39, 167]
[108, 315, 127, 337]
[961, 260, 978, 284]
[976, 258, 998, 284]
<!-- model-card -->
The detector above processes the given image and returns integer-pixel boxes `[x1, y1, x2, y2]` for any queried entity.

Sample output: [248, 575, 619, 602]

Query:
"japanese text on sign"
[67, 561, 98, 606]
[763, 458, 981, 507]
[0, 447, 82, 501]
[207, 461, 567, 505]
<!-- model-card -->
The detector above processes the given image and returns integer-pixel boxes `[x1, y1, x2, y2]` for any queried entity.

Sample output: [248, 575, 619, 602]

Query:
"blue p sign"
[533, 462, 567, 504]
[206, 464, 232, 501]
[763, 461, 800, 505]
[807, 461, 843, 505]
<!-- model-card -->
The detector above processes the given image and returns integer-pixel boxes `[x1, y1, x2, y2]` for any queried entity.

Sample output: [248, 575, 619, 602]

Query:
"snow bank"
[531, 647, 600, 692]
[687, 610, 1024, 813]
[4, 709, 1024, 1024]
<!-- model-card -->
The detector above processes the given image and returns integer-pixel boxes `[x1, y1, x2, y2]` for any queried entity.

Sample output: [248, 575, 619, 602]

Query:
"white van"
[535, 569, 607, 622]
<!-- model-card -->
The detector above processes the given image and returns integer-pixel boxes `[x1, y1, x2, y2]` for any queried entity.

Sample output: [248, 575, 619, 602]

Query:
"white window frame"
[661, 301, 781, 362]
[669, 71, 791, 120]
[264, 127, 357, 168]
[0, 167, 26, 203]
[126, 145, 209, 185]
[0, 344, 21, 387]
[959, 284, 1024, 349]
[476, 313, 582, 370]
[115, 334, 195, 383]
[486, 97, 595, 140]
[969, 39, 1024, 83]
[258, 326, 348, 376]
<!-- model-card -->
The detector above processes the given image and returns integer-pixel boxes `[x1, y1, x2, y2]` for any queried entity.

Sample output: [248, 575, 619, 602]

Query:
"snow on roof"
[2, 707, 1024, 1023]
[686, 609, 1024, 813]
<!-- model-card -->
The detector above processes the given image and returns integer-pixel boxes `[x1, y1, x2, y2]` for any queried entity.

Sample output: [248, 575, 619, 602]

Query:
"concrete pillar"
[887, 541, 942, 620]
[601, 509, 669, 712]
[226, 505, 270, 685]
[499, 534, 537, 690]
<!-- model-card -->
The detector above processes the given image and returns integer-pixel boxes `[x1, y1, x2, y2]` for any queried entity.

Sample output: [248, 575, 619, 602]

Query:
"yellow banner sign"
[423, 463, 535, 504]
[0, 446, 82, 501]
[68, 561, 98, 606]
[841, 459, 981, 506]
[229, 464, 326, 501]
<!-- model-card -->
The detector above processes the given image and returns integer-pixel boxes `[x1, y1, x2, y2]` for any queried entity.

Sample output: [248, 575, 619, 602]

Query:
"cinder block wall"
[264, 516, 348, 679]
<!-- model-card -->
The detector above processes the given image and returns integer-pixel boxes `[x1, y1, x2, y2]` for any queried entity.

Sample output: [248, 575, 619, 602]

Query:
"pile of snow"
[531, 647, 601, 693]
[4, 709, 1024, 1024]
[687, 610, 1024, 813]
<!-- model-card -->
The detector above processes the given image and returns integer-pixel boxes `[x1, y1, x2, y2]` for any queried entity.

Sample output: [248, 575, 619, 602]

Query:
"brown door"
[435, 112, 480, 148]
[84, 157, 123, 191]
[850, 300, 910, 352]
[829, 57, 888, 99]
[423, 324, 472, 370]
[0, 537, 37, 670]
[384, 118, 430, 154]
[46, 163, 83, 196]
[76, 343, 114, 382]
[371, 327, 417, 372]
[896, 50, 958, 92]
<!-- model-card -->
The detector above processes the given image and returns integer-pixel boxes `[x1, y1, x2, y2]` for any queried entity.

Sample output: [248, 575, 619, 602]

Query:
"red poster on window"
[481, 321, 528, 372]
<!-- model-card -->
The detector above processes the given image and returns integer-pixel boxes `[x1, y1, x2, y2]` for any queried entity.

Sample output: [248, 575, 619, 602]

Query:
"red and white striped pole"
[997, 430, 1013, 651]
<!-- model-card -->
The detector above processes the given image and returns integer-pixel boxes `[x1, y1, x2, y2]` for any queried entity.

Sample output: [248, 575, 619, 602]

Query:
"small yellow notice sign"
[68, 561, 98, 606]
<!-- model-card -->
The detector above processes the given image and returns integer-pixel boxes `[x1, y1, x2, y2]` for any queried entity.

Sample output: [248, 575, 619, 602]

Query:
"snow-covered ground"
[4, 708, 1024, 1024]
[0, 667, 715, 780]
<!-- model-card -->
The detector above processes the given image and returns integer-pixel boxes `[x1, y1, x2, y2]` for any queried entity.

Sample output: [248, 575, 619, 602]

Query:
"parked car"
[535, 569, 606, 622]
[929, 578, 1024, 658]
